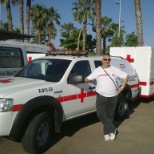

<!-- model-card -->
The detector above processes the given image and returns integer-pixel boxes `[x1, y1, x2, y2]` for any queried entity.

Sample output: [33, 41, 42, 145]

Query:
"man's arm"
[117, 75, 129, 93]
[85, 77, 90, 82]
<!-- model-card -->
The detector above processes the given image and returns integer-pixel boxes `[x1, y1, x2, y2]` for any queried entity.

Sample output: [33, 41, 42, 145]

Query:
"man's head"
[102, 54, 111, 68]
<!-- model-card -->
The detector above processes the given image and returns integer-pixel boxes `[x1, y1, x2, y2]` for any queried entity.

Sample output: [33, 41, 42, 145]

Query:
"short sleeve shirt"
[87, 65, 127, 97]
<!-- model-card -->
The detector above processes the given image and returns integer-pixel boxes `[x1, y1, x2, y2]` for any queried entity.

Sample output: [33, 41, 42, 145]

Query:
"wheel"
[115, 94, 129, 120]
[22, 112, 54, 154]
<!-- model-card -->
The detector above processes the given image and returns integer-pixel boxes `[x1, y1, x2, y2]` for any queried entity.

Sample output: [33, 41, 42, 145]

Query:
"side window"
[71, 61, 91, 76]
[94, 60, 102, 68]
[0, 46, 24, 68]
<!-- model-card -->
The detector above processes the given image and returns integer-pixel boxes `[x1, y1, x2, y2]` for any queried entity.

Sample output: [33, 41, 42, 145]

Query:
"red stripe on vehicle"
[130, 84, 139, 88]
[12, 89, 97, 112]
[139, 82, 146, 86]
[57, 97, 64, 102]
[63, 94, 77, 102]
[87, 91, 96, 97]
[139, 81, 154, 86]
[12, 104, 23, 112]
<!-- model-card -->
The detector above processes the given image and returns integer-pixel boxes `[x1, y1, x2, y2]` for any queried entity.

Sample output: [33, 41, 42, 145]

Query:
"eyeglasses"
[103, 59, 111, 61]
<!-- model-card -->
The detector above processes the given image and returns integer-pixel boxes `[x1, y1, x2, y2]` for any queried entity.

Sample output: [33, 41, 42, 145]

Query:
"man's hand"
[85, 77, 90, 82]
[117, 86, 124, 94]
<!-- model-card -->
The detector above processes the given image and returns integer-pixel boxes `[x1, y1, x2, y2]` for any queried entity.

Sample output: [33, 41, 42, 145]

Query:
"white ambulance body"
[0, 41, 50, 78]
[110, 46, 154, 98]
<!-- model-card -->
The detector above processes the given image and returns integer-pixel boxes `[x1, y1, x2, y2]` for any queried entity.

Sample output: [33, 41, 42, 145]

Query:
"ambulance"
[0, 51, 140, 153]
[0, 40, 50, 78]
[110, 46, 154, 98]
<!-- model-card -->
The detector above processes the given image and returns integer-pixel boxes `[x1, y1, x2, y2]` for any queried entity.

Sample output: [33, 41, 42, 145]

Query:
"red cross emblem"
[125, 54, 134, 63]
[28, 57, 32, 62]
[0, 79, 13, 83]
[78, 89, 86, 103]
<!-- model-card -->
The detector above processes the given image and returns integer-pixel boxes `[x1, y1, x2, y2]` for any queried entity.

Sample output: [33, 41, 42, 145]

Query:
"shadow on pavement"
[47, 96, 154, 152]
[138, 96, 154, 103]
[48, 112, 99, 150]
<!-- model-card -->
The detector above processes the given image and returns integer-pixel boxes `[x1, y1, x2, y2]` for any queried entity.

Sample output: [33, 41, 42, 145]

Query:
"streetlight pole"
[116, 0, 121, 47]
[77, 23, 93, 50]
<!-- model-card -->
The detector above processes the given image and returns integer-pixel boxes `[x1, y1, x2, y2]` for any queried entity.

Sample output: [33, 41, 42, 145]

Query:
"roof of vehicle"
[45, 50, 123, 60]
[0, 30, 33, 40]
[36, 53, 124, 61]
[0, 40, 50, 53]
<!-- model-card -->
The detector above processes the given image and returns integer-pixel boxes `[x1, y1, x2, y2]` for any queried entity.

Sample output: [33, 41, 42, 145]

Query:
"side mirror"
[67, 74, 85, 84]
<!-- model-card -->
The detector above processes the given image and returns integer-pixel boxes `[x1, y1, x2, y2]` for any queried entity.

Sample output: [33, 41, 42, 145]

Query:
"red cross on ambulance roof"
[125, 54, 134, 63]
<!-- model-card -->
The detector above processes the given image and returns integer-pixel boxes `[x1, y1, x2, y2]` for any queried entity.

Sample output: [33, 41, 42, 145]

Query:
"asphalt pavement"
[0, 97, 154, 154]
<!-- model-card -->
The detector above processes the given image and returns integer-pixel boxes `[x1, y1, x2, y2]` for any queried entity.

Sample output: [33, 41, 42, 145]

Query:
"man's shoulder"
[110, 65, 118, 70]
[95, 66, 102, 71]
[92, 66, 102, 74]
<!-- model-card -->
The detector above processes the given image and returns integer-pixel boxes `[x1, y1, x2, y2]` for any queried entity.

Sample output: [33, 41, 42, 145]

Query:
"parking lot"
[0, 98, 154, 154]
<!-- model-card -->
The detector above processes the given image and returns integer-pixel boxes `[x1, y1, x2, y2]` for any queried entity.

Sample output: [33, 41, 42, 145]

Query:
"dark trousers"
[96, 93, 118, 135]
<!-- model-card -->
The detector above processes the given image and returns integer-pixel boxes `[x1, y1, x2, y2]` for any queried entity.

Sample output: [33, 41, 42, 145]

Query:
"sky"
[0, 0, 154, 48]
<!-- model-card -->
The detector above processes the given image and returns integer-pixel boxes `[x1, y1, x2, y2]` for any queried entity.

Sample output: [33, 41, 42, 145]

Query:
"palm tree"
[101, 16, 114, 54]
[94, 0, 101, 55]
[12, 0, 24, 34]
[60, 23, 76, 34]
[46, 7, 61, 42]
[26, 0, 31, 36]
[1, 0, 13, 31]
[0, 21, 9, 30]
[134, 0, 143, 46]
[30, 4, 48, 44]
[109, 23, 125, 47]
[72, 0, 95, 51]
[19, 0, 24, 34]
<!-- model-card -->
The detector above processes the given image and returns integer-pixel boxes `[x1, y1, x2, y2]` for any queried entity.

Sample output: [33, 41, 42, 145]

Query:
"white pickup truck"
[0, 52, 140, 153]
[0, 41, 50, 77]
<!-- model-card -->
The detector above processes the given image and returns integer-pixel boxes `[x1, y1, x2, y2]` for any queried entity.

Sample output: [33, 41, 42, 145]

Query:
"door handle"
[89, 86, 95, 90]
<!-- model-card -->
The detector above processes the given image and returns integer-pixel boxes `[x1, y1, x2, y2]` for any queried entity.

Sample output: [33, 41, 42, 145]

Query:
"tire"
[115, 94, 129, 120]
[22, 112, 54, 154]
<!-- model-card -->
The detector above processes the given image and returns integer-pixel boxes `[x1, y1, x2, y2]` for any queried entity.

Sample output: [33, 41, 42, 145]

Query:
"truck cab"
[0, 41, 50, 78]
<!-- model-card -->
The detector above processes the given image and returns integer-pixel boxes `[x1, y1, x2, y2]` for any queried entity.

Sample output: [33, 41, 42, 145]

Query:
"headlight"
[0, 98, 13, 112]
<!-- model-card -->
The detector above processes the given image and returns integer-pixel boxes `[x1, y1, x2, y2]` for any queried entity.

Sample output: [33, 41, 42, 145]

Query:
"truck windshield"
[15, 59, 71, 82]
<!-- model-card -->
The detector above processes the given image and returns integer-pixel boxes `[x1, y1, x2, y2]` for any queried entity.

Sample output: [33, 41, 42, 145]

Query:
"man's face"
[102, 55, 111, 67]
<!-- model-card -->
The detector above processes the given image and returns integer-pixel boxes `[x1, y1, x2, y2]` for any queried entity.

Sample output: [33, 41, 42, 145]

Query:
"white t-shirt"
[87, 65, 127, 97]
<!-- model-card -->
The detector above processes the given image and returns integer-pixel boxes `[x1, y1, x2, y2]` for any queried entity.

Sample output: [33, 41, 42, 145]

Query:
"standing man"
[85, 54, 128, 141]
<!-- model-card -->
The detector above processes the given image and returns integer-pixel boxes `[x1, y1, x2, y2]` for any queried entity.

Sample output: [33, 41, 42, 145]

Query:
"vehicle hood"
[0, 77, 55, 97]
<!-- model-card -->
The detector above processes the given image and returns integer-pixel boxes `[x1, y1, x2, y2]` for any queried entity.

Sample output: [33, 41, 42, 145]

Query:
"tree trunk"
[95, 0, 102, 55]
[19, 0, 24, 34]
[38, 30, 41, 45]
[26, 0, 31, 35]
[82, 22, 87, 51]
[134, 0, 143, 46]
[48, 30, 52, 42]
[6, 1, 13, 31]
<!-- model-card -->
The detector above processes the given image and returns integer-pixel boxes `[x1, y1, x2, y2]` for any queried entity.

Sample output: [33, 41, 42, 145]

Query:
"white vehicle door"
[60, 60, 96, 120]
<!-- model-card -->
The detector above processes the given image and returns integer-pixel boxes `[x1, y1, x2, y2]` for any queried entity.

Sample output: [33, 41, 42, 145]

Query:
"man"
[85, 54, 128, 141]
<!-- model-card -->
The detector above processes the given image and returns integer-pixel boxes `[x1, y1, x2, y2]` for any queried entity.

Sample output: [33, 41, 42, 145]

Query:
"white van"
[0, 41, 50, 78]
